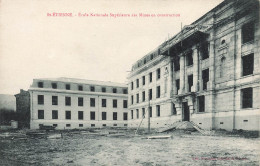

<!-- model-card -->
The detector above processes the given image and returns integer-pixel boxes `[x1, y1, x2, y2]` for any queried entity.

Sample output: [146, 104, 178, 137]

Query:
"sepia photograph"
[0, 0, 259, 165]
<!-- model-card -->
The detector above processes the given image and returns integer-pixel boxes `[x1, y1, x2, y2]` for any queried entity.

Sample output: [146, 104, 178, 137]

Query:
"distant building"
[128, 0, 260, 131]
[29, 77, 128, 129]
[15, 89, 30, 128]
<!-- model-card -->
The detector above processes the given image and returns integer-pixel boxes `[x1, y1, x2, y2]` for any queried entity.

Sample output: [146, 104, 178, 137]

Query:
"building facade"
[29, 78, 128, 129]
[15, 89, 30, 128]
[128, 0, 259, 131]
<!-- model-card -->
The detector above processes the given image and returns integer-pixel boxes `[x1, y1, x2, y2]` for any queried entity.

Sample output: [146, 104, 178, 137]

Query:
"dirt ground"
[0, 129, 259, 166]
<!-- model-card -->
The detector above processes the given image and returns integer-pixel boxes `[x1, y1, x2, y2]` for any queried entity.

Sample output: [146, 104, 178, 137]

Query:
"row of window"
[37, 82, 128, 94]
[41, 123, 128, 128]
[38, 110, 128, 121]
[131, 68, 161, 90]
[130, 86, 161, 104]
[37, 95, 128, 108]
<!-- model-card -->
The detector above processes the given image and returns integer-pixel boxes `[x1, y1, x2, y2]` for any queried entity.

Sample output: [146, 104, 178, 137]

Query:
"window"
[78, 97, 83, 106]
[198, 96, 205, 112]
[136, 79, 139, 88]
[150, 54, 154, 60]
[90, 111, 95, 120]
[131, 82, 133, 90]
[176, 79, 180, 94]
[78, 85, 83, 91]
[65, 97, 71, 106]
[156, 105, 160, 117]
[242, 54, 254, 76]
[186, 52, 193, 66]
[142, 108, 145, 118]
[220, 57, 226, 78]
[53, 124, 57, 127]
[201, 42, 209, 60]
[136, 109, 139, 119]
[188, 75, 193, 92]
[102, 99, 107, 107]
[123, 100, 127, 108]
[144, 58, 147, 64]
[142, 91, 145, 102]
[79, 124, 83, 127]
[174, 56, 180, 71]
[113, 124, 117, 127]
[149, 89, 152, 100]
[131, 110, 133, 119]
[66, 124, 71, 127]
[157, 68, 161, 79]
[90, 86, 95, 92]
[123, 89, 128, 94]
[103, 124, 106, 127]
[113, 88, 117, 93]
[172, 103, 177, 115]
[52, 110, 58, 119]
[113, 112, 117, 120]
[38, 82, 43, 88]
[113, 99, 117, 108]
[38, 110, 44, 119]
[102, 87, 106, 92]
[52, 83, 57, 89]
[242, 22, 254, 44]
[142, 76, 145, 85]
[123, 112, 128, 120]
[65, 84, 70, 90]
[78, 111, 83, 120]
[102, 112, 107, 120]
[90, 98, 95, 107]
[136, 94, 139, 103]
[52, 96, 58, 105]
[38, 95, 44, 105]
[131, 95, 134, 104]
[149, 106, 152, 117]
[65, 111, 71, 119]
[156, 86, 160, 98]
[202, 69, 209, 90]
[241, 88, 253, 108]
[91, 124, 95, 127]
[149, 72, 152, 82]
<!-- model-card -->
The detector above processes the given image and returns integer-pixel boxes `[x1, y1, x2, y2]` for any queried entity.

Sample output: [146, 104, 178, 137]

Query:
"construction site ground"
[0, 128, 259, 166]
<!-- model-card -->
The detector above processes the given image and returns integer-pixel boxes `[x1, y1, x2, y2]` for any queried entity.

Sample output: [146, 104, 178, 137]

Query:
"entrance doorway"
[182, 102, 190, 121]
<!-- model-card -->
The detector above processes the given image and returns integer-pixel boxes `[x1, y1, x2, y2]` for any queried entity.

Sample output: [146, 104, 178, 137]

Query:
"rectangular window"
[149, 107, 152, 117]
[113, 99, 117, 108]
[201, 42, 209, 60]
[65, 111, 71, 119]
[131, 82, 133, 90]
[174, 56, 180, 71]
[90, 111, 95, 120]
[90, 98, 95, 107]
[78, 85, 83, 91]
[242, 54, 254, 76]
[102, 87, 106, 92]
[149, 89, 152, 100]
[38, 82, 43, 88]
[123, 100, 127, 108]
[78, 111, 83, 120]
[113, 112, 117, 120]
[52, 96, 58, 105]
[102, 124, 106, 127]
[198, 96, 205, 112]
[91, 124, 95, 127]
[142, 76, 145, 85]
[142, 108, 145, 118]
[38, 110, 44, 119]
[52, 83, 57, 89]
[52, 110, 58, 119]
[176, 79, 180, 94]
[149, 72, 152, 82]
[102, 99, 107, 107]
[38, 95, 44, 105]
[242, 22, 254, 44]
[79, 124, 83, 127]
[202, 69, 209, 90]
[123, 89, 128, 94]
[113, 88, 117, 93]
[102, 112, 107, 120]
[157, 68, 161, 79]
[172, 103, 177, 115]
[136, 109, 139, 119]
[131, 110, 133, 119]
[142, 91, 145, 102]
[65, 97, 71, 106]
[66, 124, 71, 127]
[131, 95, 134, 104]
[123, 112, 128, 120]
[136, 79, 139, 88]
[186, 52, 193, 66]
[53, 124, 57, 127]
[156, 86, 160, 98]
[188, 75, 193, 92]
[241, 88, 253, 108]
[65, 84, 70, 90]
[78, 97, 83, 106]
[90, 86, 95, 92]
[156, 105, 160, 117]
[136, 94, 139, 103]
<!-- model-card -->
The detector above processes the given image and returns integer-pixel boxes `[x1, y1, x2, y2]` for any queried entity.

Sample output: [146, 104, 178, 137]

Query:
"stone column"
[209, 41, 215, 90]
[193, 47, 199, 92]
[179, 54, 185, 94]
[169, 57, 174, 98]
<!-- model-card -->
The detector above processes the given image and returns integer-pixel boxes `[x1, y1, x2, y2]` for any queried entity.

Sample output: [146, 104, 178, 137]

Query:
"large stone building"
[29, 77, 128, 129]
[128, 0, 259, 131]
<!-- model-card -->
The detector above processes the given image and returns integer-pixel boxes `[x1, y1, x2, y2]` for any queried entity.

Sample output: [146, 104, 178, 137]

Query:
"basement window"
[242, 54, 254, 76]
[242, 21, 254, 44]
[241, 87, 253, 108]
[113, 124, 117, 127]
[66, 124, 71, 127]
[124, 124, 128, 127]
[103, 124, 106, 127]
[79, 124, 83, 127]
[188, 75, 193, 92]
[198, 95, 205, 112]
[91, 124, 95, 127]
[53, 124, 58, 127]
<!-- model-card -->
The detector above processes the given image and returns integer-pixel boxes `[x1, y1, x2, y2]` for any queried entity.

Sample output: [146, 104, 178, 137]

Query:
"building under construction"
[127, 0, 259, 131]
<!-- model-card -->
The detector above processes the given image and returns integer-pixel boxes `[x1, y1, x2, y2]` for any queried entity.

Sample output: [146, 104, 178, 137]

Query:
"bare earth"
[0, 131, 259, 166]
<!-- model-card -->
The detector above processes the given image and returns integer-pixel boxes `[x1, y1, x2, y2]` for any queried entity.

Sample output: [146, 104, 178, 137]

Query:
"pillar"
[179, 55, 185, 94]
[193, 47, 199, 92]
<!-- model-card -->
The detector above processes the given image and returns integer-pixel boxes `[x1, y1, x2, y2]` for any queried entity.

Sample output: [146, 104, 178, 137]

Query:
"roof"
[34, 77, 127, 88]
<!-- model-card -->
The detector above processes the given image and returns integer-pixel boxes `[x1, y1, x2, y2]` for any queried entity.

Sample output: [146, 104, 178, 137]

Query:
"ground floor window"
[38, 110, 44, 119]
[90, 111, 95, 120]
[198, 96, 205, 112]
[113, 112, 117, 120]
[241, 87, 253, 108]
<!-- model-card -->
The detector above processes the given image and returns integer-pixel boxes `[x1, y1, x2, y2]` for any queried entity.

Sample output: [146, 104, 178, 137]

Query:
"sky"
[0, 0, 223, 95]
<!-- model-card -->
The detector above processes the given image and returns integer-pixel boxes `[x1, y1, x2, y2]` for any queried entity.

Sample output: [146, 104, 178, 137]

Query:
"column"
[179, 54, 185, 94]
[170, 57, 175, 97]
[193, 47, 199, 92]
[209, 41, 215, 90]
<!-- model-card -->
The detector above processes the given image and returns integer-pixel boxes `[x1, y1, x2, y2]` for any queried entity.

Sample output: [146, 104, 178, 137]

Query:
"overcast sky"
[0, 0, 223, 95]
